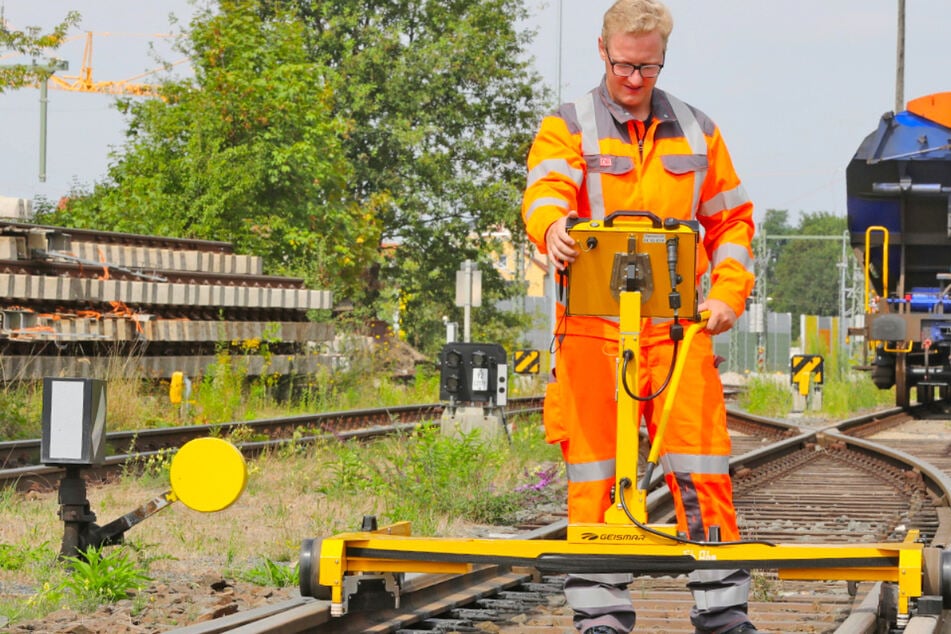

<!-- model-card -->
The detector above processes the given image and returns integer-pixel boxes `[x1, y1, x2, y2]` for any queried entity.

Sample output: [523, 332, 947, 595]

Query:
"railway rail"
[150, 403, 951, 634]
[0, 396, 544, 491]
[6, 399, 950, 632]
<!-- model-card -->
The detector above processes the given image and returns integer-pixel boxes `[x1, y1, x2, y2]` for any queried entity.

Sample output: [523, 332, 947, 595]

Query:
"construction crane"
[45, 31, 185, 97]
[2, 26, 187, 182]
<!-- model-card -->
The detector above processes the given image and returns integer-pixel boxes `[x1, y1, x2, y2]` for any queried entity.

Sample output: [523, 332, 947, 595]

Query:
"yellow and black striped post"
[513, 349, 541, 375]
[790, 354, 824, 411]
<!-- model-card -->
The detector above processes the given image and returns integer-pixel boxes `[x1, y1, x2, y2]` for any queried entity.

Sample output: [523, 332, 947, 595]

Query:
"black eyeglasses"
[606, 52, 663, 79]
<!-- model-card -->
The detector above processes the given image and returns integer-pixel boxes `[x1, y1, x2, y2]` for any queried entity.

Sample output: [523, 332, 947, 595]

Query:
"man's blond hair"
[602, 0, 674, 47]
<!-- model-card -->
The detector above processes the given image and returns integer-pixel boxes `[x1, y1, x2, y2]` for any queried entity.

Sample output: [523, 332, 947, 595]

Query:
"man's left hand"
[698, 298, 737, 335]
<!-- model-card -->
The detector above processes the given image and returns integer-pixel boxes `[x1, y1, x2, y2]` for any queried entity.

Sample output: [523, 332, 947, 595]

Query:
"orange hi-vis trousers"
[544, 315, 738, 541]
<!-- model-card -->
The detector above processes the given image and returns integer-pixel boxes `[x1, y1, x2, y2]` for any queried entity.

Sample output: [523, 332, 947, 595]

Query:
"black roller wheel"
[299, 538, 332, 600]
[942, 548, 951, 608]
[895, 353, 910, 408]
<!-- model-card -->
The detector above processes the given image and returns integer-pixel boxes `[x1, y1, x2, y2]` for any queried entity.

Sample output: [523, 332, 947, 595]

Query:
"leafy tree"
[272, 0, 549, 350]
[42, 0, 381, 293]
[755, 208, 792, 310]
[759, 208, 791, 238]
[0, 11, 80, 92]
[768, 211, 847, 318]
[42, 0, 549, 353]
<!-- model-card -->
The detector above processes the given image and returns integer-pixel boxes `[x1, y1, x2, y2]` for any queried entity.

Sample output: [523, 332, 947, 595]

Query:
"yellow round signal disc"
[169, 437, 247, 512]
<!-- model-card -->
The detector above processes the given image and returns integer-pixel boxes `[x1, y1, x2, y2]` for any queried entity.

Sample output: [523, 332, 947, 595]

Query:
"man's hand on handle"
[545, 211, 580, 270]
[698, 298, 737, 335]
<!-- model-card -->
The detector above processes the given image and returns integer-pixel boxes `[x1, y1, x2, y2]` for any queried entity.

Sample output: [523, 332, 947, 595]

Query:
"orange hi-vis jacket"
[522, 81, 755, 535]
[523, 82, 754, 331]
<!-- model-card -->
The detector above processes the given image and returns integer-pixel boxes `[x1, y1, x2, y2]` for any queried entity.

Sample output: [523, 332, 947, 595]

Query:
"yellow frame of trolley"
[314, 218, 925, 619]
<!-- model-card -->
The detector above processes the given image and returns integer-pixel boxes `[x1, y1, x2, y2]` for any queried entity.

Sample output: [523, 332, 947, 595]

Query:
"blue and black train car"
[847, 93, 951, 407]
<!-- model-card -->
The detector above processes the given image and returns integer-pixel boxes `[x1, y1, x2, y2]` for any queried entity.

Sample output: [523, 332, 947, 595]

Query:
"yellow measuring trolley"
[301, 210, 944, 625]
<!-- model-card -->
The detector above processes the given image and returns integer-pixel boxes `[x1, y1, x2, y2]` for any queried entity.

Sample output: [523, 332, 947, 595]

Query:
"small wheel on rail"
[895, 352, 910, 408]
[299, 538, 332, 600]
[941, 548, 951, 608]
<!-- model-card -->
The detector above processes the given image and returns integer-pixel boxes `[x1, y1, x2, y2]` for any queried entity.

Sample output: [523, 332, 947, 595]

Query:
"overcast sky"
[2, 0, 950, 224]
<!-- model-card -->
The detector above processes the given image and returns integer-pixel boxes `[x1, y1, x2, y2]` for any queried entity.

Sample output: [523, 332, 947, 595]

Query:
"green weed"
[302, 418, 563, 534]
[0, 381, 42, 439]
[7, 580, 66, 622]
[0, 338, 445, 438]
[121, 446, 175, 487]
[750, 570, 781, 602]
[821, 373, 895, 417]
[320, 441, 375, 495]
[59, 545, 152, 610]
[0, 541, 51, 572]
[2, 544, 153, 622]
[738, 370, 894, 419]
[240, 557, 299, 587]
[375, 426, 503, 531]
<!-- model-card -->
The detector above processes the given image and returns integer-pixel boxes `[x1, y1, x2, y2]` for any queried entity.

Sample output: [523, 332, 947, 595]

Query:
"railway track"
[152, 402, 951, 634]
[6, 399, 950, 632]
[0, 397, 544, 491]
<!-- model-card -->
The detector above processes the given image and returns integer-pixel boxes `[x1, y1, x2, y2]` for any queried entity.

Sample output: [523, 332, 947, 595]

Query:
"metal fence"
[713, 311, 793, 375]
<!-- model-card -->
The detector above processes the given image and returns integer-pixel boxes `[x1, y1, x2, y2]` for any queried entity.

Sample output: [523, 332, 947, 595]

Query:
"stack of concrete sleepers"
[0, 222, 336, 380]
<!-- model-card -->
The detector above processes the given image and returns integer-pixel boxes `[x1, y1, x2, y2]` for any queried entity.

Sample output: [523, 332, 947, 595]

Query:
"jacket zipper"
[633, 120, 645, 162]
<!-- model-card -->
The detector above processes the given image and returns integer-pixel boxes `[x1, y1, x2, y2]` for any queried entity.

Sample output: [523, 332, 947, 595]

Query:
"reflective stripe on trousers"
[565, 569, 751, 633]
[565, 573, 636, 633]
[689, 568, 752, 633]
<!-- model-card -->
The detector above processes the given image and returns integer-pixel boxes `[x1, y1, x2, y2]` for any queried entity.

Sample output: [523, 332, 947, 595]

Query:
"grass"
[2, 334, 900, 626]
[738, 367, 895, 419]
[0, 342, 446, 440]
[0, 343, 558, 626]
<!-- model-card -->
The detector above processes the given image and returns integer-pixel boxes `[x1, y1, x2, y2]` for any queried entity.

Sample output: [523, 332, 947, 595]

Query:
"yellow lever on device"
[644, 310, 711, 471]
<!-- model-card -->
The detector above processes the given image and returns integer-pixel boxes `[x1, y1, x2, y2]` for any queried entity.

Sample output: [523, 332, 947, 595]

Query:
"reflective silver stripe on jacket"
[573, 92, 606, 220]
[665, 93, 708, 217]
[524, 158, 583, 224]
[527, 158, 584, 189]
[699, 183, 749, 218]
[566, 458, 616, 483]
[711, 242, 754, 274]
[525, 196, 570, 221]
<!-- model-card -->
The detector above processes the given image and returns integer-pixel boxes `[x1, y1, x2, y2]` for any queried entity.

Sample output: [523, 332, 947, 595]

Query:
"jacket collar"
[596, 77, 677, 126]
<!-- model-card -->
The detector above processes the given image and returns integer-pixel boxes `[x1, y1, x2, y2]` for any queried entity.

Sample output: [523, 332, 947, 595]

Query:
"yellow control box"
[564, 211, 699, 319]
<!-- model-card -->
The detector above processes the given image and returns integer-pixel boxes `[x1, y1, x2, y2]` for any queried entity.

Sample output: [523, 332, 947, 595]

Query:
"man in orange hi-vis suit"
[521, 1, 756, 633]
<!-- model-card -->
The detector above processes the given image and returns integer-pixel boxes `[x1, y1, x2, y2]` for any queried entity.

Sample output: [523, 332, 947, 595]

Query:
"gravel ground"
[4, 573, 300, 633]
[0, 465, 314, 634]
[0, 436, 565, 633]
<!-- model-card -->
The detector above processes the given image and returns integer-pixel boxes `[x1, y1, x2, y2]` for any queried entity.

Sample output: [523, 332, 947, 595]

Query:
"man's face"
[598, 30, 665, 118]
